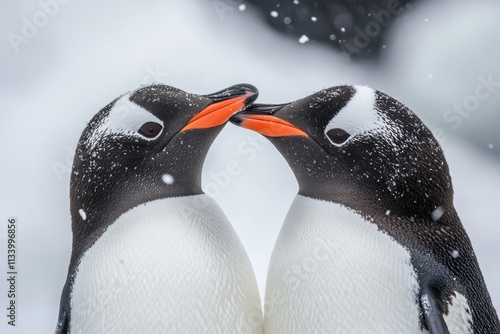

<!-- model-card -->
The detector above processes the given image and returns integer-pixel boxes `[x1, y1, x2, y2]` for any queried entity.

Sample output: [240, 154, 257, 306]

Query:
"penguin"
[56, 84, 264, 334]
[230, 85, 500, 333]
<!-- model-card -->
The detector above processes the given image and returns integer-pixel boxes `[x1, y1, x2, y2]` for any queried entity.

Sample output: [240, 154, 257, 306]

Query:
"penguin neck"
[297, 179, 454, 222]
[69, 140, 210, 268]
[273, 134, 455, 219]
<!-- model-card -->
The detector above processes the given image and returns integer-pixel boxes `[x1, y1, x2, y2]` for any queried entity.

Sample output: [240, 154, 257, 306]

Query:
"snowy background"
[1, 0, 499, 332]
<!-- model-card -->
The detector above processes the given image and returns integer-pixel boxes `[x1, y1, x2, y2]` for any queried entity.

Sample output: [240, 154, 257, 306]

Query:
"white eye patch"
[105, 93, 163, 138]
[86, 93, 164, 149]
[324, 85, 388, 146]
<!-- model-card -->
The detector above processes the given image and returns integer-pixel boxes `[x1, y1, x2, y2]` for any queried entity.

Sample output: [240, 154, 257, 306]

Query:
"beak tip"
[244, 92, 258, 106]
[230, 112, 309, 138]
[235, 83, 259, 105]
[229, 114, 243, 125]
[237, 103, 286, 116]
[238, 83, 259, 94]
[203, 83, 259, 103]
[183, 84, 258, 131]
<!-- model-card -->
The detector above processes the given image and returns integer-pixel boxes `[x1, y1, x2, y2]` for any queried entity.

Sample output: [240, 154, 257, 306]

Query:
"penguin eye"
[138, 122, 163, 138]
[326, 128, 351, 145]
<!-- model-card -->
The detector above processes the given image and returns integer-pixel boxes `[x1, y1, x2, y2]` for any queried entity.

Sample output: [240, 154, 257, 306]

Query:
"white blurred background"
[0, 0, 499, 332]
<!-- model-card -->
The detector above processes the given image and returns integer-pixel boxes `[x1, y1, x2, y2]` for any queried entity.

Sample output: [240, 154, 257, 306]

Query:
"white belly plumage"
[264, 195, 425, 334]
[70, 195, 263, 334]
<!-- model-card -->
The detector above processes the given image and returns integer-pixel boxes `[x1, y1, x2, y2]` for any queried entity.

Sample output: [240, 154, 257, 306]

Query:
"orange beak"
[181, 84, 258, 131]
[231, 104, 308, 138]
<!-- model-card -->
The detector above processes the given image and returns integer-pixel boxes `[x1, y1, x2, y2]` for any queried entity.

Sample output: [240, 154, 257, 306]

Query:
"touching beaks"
[230, 103, 309, 138]
[181, 84, 259, 131]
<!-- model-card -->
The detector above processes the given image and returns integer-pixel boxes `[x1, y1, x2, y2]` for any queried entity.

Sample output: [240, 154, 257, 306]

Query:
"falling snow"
[385, 210, 391, 215]
[6, 2, 500, 330]
[79, 209, 87, 221]
[162, 174, 175, 185]
[238, 4, 246, 11]
[298, 35, 309, 44]
[431, 206, 445, 221]
[311, 16, 317, 22]
[451, 250, 460, 258]
[341, 27, 346, 32]
[284, 17, 292, 25]
[270, 11, 278, 18]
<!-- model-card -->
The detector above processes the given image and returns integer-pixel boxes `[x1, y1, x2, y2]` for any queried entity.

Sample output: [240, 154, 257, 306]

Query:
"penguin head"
[231, 85, 453, 219]
[71, 84, 257, 247]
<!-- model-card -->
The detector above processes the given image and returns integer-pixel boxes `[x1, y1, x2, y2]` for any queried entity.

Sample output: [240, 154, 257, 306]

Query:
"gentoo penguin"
[56, 84, 264, 334]
[231, 85, 500, 333]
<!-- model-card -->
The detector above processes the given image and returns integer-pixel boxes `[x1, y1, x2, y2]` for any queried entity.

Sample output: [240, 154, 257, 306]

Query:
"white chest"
[264, 195, 425, 334]
[70, 195, 263, 334]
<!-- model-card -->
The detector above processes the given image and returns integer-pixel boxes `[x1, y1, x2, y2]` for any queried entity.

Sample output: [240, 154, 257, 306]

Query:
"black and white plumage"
[56, 84, 264, 334]
[231, 85, 500, 333]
